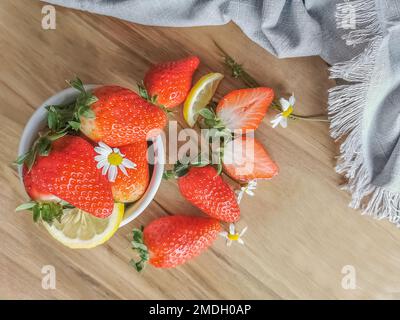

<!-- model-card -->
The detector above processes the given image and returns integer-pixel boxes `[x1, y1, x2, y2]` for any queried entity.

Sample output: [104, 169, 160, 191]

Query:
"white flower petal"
[236, 189, 244, 203]
[246, 190, 255, 196]
[229, 223, 235, 235]
[96, 159, 107, 169]
[289, 94, 296, 106]
[102, 162, 110, 175]
[98, 141, 112, 153]
[279, 98, 290, 110]
[227, 239, 233, 247]
[113, 148, 120, 154]
[122, 158, 137, 169]
[94, 146, 110, 156]
[238, 238, 245, 245]
[119, 164, 128, 176]
[108, 165, 118, 182]
[239, 226, 248, 237]
[219, 231, 228, 238]
[94, 154, 106, 162]
[271, 116, 282, 128]
[281, 117, 288, 128]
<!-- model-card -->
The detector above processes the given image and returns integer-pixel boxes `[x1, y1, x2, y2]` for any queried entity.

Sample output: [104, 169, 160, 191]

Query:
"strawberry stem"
[130, 227, 149, 272]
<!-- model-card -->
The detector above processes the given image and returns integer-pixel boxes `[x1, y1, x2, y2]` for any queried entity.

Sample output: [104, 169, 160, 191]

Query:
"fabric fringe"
[328, 0, 400, 225]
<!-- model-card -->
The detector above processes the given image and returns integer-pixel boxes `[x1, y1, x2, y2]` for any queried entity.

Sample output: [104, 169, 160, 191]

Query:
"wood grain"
[1, 0, 400, 300]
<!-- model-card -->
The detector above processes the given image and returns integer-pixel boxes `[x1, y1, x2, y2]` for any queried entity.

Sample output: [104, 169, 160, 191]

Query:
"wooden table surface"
[2, 0, 400, 300]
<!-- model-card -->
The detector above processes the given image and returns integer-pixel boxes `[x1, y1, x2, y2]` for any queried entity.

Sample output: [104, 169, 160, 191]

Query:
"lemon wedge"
[183, 72, 224, 127]
[43, 203, 124, 249]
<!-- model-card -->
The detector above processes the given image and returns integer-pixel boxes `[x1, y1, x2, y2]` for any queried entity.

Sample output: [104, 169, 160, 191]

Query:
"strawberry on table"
[216, 87, 274, 131]
[131, 215, 221, 270]
[170, 164, 240, 223]
[223, 136, 279, 182]
[20, 135, 114, 221]
[144, 56, 200, 108]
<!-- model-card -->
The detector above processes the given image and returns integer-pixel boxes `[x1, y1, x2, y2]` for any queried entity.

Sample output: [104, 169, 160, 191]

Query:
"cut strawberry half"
[223, 136, 279, 182]
[216, 87, 274, 131]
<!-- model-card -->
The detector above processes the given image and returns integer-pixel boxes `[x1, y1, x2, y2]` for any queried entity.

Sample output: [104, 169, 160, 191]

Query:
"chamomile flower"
[271, 94, 296, 128]
[235, 179, 257, 203]
[94, 141, 137, 182]
[220, 223, 248, 246]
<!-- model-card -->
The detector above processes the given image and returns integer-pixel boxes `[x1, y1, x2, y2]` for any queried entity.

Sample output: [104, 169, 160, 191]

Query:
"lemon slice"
[184, 72, 224, 127]
[43, 203, 124, 249]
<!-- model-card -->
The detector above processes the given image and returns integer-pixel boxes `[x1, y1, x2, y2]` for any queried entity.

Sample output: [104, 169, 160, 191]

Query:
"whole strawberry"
[144, 56, 200, 108]
[131, 215, 220, 270]
[21, 135, 114, 220]
[111, 141, 149, 203]
[80, 85, 167, 146]
[174, 165, 240, 223]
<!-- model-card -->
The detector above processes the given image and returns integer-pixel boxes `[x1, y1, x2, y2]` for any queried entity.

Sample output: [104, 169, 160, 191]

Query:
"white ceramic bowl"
[17, 85, 165, 227]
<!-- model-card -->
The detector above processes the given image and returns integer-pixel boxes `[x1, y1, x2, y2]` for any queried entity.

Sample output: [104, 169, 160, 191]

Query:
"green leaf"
[131, 241, 148, 251]
[198, 108, 215, 120]
[81, 108, 95, 118]
[139, 250, 149, 262]
[37, 137, 52, 156]
[68, 77, 85, 93]
[14, 152, 29, 165]
[162, 170, 175, 180]
[132, 228, 144, 243]
[25, 148, 38, 171]
[32, 205, 40, 223]
[130, 227, 149, 272]
[137, 81, 149, 100]
[48, 131, 67, 141]
[15, 202, 36, 211]
[68, 121, 81, 131]
[47, 108, 58, 130]
[85, 95, 98, 106]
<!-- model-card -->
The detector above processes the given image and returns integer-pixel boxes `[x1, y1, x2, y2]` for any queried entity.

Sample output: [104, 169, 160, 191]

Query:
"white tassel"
[328, 0, 400, 225]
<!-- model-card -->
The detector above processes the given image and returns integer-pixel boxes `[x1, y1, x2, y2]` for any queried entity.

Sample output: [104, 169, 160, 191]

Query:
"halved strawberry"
[144, 56, 200, 108]
[216, 87, 274, 131]
[111, 141, 149, 203]
[223, 136, 279, 182]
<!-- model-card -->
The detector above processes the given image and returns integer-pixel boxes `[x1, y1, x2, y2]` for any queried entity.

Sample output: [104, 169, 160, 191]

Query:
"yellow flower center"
[228, 233, 240, 241]
[107, 152, 123, 166]
[282, 105, 293, 118]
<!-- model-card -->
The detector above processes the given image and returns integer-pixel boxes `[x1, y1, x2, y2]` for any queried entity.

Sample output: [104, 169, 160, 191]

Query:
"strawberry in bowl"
[16, 79, 166, 249]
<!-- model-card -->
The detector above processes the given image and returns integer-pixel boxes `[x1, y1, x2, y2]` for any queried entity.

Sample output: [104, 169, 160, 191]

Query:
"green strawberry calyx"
[163, 157, 210, 180]
[14, 77, 97, 171]
[137, 81, 172, 114]
[15, 200, 74, 224]
[130, 226, 150, 272]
